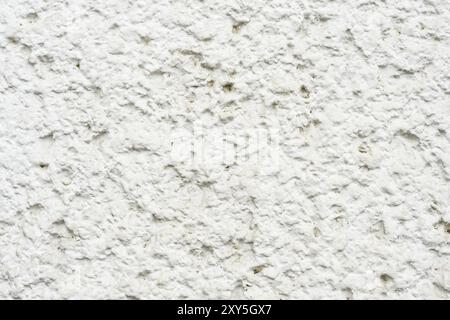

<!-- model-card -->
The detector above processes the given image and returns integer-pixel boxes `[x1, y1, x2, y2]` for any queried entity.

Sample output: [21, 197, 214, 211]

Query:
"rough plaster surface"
[0, 0, 450, 300]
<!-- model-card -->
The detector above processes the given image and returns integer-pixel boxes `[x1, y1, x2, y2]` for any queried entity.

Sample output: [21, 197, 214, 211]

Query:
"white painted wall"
[0, 0, 449, 299]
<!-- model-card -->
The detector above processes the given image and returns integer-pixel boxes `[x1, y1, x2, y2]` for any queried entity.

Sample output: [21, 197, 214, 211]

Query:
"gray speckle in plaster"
[0, 0, 449, 299]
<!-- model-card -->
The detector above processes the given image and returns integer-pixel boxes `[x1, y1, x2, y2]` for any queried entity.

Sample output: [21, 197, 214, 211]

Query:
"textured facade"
[0, 0, 449, 299]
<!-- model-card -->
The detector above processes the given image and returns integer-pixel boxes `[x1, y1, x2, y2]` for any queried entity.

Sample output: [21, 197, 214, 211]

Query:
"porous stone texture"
[0, 0, 449, 300]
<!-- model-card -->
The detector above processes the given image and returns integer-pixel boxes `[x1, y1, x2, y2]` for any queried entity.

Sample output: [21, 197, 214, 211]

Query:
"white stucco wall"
[0, 0, 449, 299]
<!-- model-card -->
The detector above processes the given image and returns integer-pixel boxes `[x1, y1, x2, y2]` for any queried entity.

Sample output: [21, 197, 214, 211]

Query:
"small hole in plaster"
[358, 143, 369, 153]
[313, 227, 321, 237]
[343, 287, 353, 300]
[26, 12, 39, 22]
[300, 85, 310, 98]
[7, 36, 19, 44]
[380, 274, 393, 283]
[223, 83, 234, 92]
[39, 163, 49, 169]
[252, 265, 265, 274]
[140, 36, 151, 45]
[232, 22, 247, 34]
[38, 54, 54, 64]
